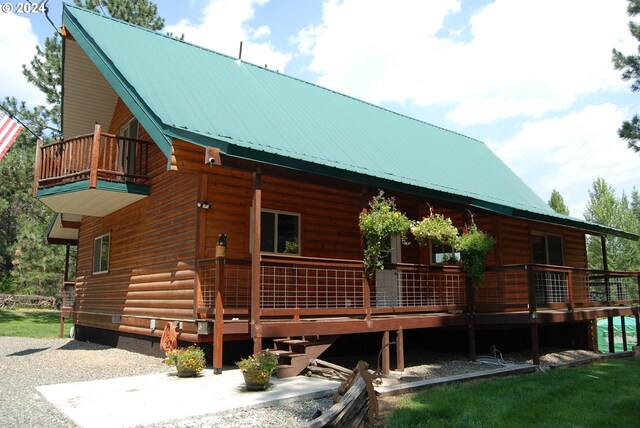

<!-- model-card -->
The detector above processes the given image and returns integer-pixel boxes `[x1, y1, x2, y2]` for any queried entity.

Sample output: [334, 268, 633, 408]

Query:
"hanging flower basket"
[411, 213, 459, 248]
[457, 224, 495, 289]
[359, 191, 411, 275]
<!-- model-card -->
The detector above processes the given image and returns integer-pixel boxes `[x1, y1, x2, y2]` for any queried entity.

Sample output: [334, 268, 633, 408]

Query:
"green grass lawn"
[0, 308, 72, 338]
[387, 358, 640, 427]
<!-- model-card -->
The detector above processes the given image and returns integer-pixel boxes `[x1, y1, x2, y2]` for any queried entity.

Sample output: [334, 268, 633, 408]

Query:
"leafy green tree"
[1, 1, 165, 295]
[631, 188, 640, 221]
[548, 189, 570, 215]
[584, 177, 640, 271]
[612, 0, 640, 153]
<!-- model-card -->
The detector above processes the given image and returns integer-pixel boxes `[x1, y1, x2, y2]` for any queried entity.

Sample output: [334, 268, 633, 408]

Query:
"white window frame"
[430, 241, 461, 265]
[93, 233, 110, 274]
[251, 208, 301, 255]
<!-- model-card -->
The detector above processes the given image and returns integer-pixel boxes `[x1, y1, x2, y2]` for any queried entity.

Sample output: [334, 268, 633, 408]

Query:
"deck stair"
[273, 335, 340, 378]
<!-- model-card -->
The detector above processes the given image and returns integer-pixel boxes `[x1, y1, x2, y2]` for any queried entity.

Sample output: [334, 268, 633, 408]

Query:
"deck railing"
[35, 124, 152, 190]
[477, 264, 640, 312]
[196, 258, 640, 318]
[197, 256, 469, 317]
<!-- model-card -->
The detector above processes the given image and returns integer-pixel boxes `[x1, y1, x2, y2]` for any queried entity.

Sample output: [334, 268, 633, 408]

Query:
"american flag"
[0, 112, 24, 161]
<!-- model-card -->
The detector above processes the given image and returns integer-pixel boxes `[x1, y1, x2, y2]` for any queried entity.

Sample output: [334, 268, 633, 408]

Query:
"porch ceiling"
[37, 180, 148, 217]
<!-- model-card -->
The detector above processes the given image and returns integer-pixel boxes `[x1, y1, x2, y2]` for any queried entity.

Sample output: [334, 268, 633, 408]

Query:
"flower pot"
[242, 371, 270, 391]
[176, 364, 200, 378]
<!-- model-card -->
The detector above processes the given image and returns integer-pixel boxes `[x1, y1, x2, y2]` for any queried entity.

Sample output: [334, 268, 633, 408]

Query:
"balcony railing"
[34, 124, 152, 190]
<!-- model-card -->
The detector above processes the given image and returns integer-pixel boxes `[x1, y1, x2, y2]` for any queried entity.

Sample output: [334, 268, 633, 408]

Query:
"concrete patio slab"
[37, 369, 339, 428]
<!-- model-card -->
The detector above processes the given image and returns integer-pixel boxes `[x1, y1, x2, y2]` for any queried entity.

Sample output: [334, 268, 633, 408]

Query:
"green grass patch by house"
[387, 358, 640, 428]
[0, 308, 72, 338]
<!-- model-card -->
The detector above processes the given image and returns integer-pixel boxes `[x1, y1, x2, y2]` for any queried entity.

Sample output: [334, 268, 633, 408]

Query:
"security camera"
[207, 157, 216, 165]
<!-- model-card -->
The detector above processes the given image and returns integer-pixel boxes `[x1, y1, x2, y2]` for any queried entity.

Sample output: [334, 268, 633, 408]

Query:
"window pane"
[100, 235, 110, 272]
[431, 243, 460, 264]
[277, 213, 299, 253]
[93, 238, 102, 273]
[261, 212, 275, 252]
[547, 235, 563, 265]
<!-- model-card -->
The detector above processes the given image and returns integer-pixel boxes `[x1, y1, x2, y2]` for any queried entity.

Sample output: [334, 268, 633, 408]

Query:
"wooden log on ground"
[307, 360, 378, 428]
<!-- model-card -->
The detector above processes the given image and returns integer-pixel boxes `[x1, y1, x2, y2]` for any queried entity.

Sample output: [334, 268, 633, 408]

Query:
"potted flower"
[236, 349, 278, 391]
[164, 344, 206, 377]
[457, 224, 495, 289]
[359, 191, 412, 276]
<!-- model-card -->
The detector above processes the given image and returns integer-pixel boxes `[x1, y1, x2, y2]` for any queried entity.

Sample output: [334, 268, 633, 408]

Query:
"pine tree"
[584, 178, 640, 271]
[612, 0, 640, 153]
[548, 189, 570, 215]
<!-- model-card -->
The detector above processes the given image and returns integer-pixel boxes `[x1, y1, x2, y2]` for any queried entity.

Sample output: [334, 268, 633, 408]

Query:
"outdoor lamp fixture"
[196, 201, 211, 209]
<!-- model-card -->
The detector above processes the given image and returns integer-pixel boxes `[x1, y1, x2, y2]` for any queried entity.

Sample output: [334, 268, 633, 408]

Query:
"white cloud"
[166, 0, 291, 72]
[295, 0, 636, 125]
[492, 103, 640, 217]
[0, 12, 46, 106]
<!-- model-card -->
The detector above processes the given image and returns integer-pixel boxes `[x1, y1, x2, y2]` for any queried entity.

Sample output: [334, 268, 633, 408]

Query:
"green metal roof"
[61, 4, 638, 240]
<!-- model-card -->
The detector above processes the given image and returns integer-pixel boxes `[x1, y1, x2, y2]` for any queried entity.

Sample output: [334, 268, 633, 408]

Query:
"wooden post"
[601, 235, 615, 353]
[89, 123, 101, 189]
[607, 316, 615, 353]
[381, 331, 390, 375]
[531, 323, 540, 365]
[601, 235, 611, 304]
[566, 270, 574, 310]
[466, 277, 476, 361]
[396, 328, 405, 372]
[527, 264, 540, 365]
[213, 256, 225, 373]
[363, 275, 372, 321]
[33, 139, 43, 197]
[251, 169, 262, 354]
[59, 244, 71, 338]
[621, 315, 627, 352]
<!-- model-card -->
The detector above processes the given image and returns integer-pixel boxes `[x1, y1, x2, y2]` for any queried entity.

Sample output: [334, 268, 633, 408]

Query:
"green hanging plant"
[457, 224, 495, 289]
[411, 212, 460, 248]
[359, 191, 412, 275]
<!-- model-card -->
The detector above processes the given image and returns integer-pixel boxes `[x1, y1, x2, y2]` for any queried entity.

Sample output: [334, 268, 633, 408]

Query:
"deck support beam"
[621, 315, 628, 351]
[381, 331, 390, 375]
[466, 278, 476, 361]
[530, 323, 540, 365]
[251, 169, 262, 354]
[59, 243, 72, 338]
[527, 265, 540, 365]
[396, 328, 404, 372]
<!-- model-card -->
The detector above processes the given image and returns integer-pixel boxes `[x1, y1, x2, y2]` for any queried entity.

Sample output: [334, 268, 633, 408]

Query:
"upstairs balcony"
[34, 124, 153, 217]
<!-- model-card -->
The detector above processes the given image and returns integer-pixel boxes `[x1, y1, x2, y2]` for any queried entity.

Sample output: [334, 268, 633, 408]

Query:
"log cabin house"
[36, 5, 640, 376]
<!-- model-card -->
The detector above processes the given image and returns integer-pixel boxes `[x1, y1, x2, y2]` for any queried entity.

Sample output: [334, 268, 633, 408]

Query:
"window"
[93, 234, 110, 274]
[118, 118, 139, 177]
[531, 233, 563, 265]
[260, 210, 300, 254]
[431, 242, 461, 264]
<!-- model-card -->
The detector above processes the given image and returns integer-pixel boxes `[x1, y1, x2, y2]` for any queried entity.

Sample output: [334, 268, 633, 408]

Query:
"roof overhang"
[45, 213, 80, 245]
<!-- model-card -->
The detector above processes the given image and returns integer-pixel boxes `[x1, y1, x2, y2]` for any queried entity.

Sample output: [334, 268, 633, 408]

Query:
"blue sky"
[1, 0, 639, 219]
